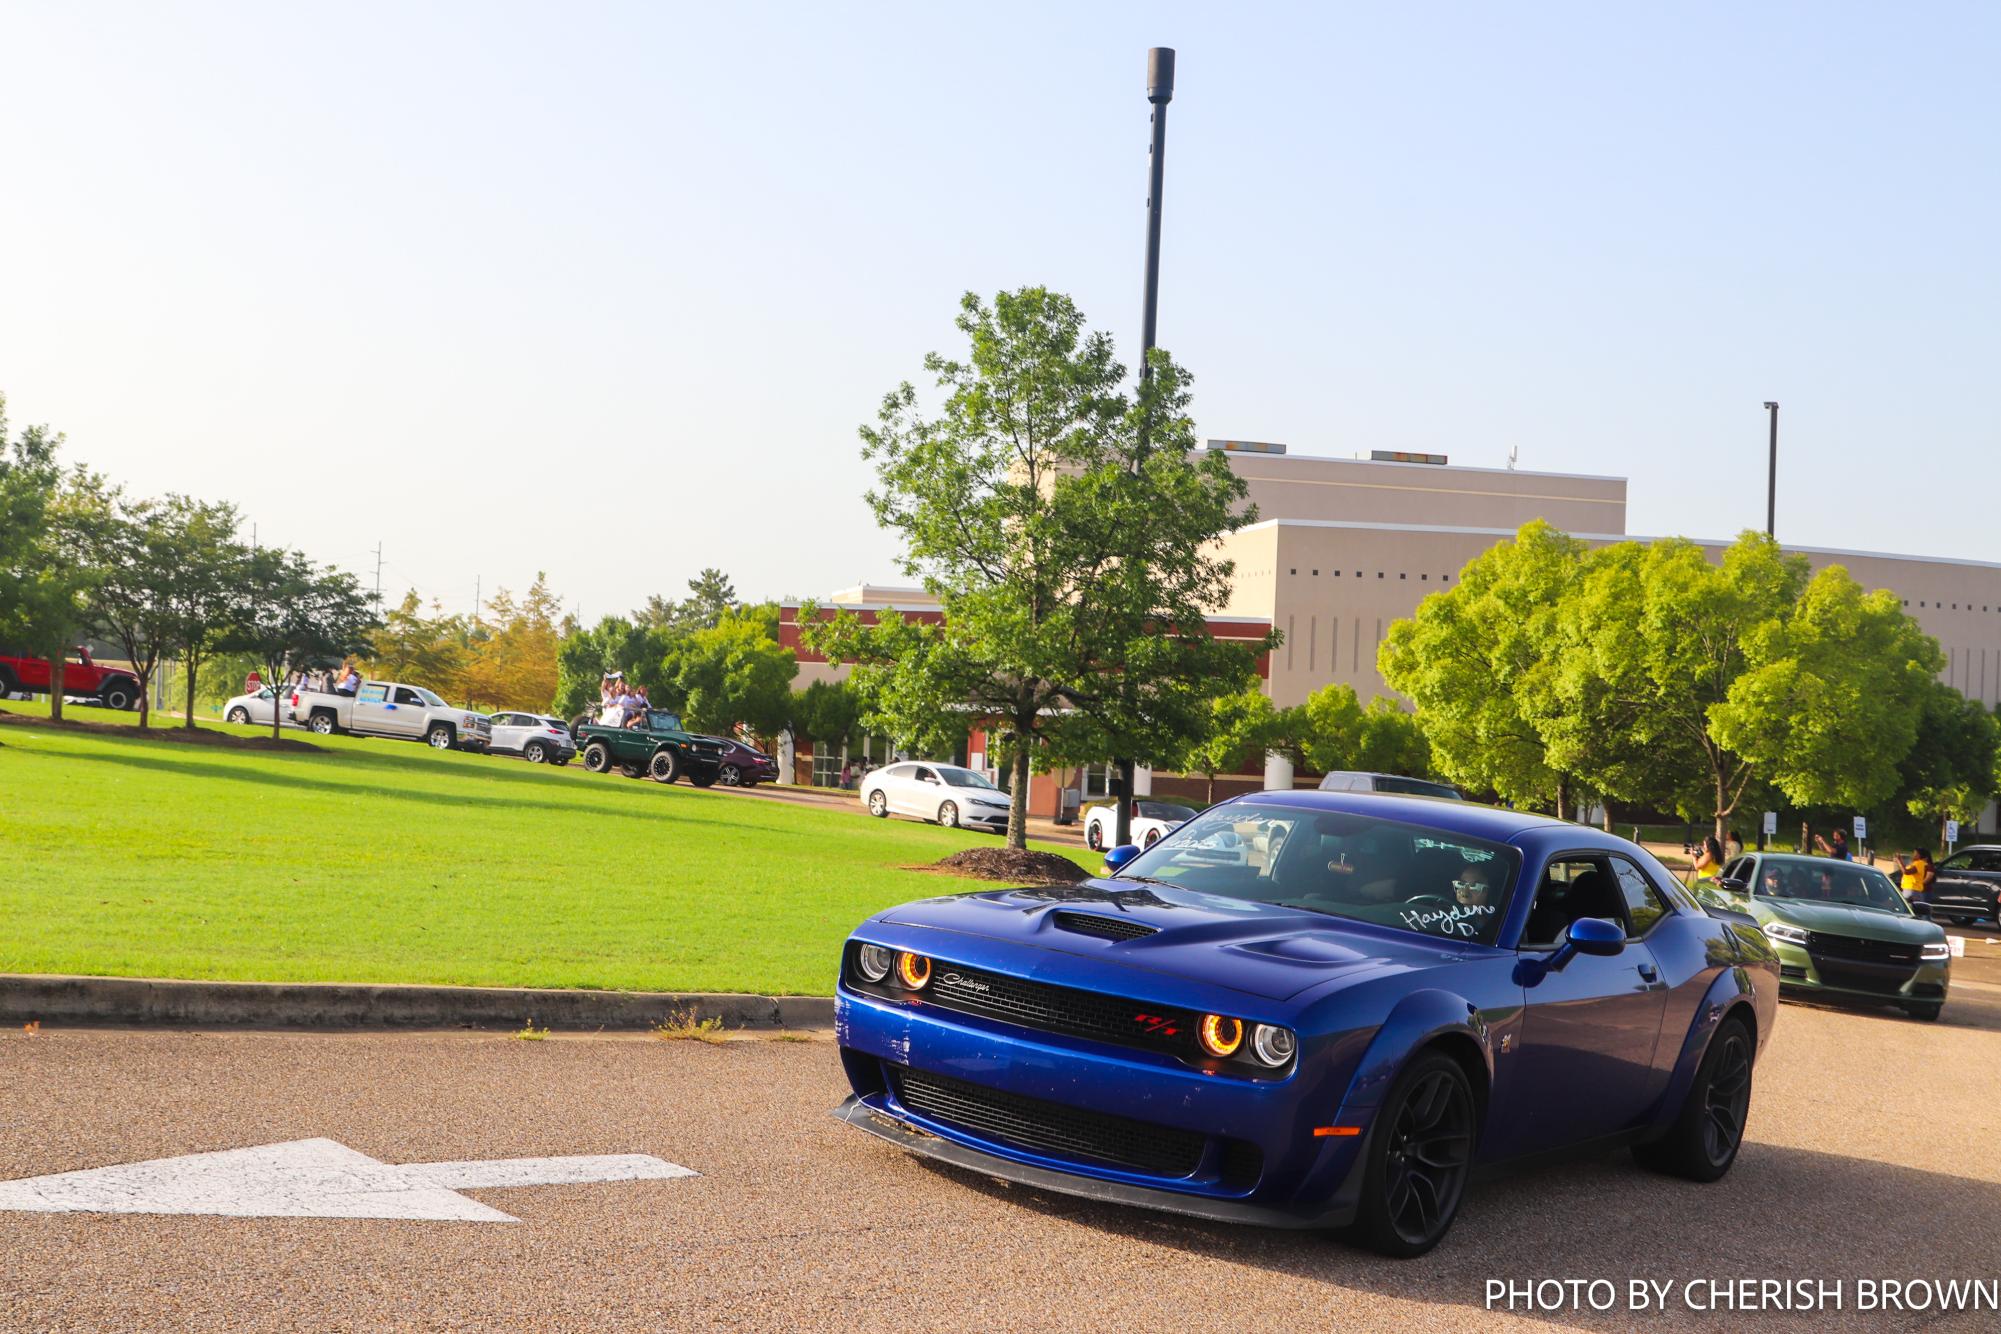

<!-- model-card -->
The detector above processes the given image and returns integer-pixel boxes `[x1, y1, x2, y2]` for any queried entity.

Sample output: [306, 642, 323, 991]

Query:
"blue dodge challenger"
[833, 791, 1779, 1255]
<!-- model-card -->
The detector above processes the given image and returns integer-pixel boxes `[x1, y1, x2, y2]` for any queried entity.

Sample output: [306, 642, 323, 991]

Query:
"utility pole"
[1763, 402, 1779, 538]
[1113, 46, 1177, 855]
[474, 574, 482, 621]
[371, 542, 384, 602]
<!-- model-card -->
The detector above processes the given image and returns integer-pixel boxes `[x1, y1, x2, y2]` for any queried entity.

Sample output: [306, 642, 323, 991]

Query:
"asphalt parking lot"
[5, 946, 2000, 1332]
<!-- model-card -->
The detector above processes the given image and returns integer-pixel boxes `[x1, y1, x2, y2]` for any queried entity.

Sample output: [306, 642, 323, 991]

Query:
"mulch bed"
[0, 710, 320, 753]
[923, 847, 1089, 885]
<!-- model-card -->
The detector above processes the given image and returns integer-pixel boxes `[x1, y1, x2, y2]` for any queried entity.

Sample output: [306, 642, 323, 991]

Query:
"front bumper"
[1769, 940, 1949, 1006]
[833, 987, 1368, 1228]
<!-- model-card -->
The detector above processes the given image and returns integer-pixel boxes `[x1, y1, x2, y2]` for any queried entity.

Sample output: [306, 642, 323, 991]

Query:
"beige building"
[1211, 448, 2001, 715]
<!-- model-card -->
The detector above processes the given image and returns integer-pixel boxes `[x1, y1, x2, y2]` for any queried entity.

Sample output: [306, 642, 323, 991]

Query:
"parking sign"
[1946, 818, 1959, 845]
[1852, 815, 1868, 842]
[1762, 811, 1778, 837]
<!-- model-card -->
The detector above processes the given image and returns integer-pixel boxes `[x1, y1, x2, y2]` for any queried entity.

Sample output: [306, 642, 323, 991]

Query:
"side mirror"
[1714, 877, 1749, 893]
[1533, 916, 1626, 978]
[1103, 844, 1143, 874]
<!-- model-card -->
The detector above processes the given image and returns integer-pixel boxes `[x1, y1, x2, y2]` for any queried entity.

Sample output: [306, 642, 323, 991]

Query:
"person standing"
[1814, 827, 1854, 861]
[1895, 848, 1937, 905]
[1724, 829, 1745, 862]
[1687, 835, 1726, 885]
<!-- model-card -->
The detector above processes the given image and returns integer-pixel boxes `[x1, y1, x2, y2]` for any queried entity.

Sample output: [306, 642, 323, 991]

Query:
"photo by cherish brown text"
[1486, 1278, 1999, 1314]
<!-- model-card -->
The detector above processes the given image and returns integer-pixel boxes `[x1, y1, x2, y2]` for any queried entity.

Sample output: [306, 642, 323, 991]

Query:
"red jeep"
[0, 648, 142, 710]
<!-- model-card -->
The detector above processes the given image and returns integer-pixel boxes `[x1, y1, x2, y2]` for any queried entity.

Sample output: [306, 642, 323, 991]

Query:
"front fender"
[1327, 987, 1496, 1119]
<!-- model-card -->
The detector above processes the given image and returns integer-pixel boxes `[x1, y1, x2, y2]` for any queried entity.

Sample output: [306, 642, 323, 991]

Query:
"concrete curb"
[0, 974, 836, 1032]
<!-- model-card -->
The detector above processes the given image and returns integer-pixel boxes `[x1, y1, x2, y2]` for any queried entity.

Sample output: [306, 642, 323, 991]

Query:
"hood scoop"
[1050, 910, 1159, 942]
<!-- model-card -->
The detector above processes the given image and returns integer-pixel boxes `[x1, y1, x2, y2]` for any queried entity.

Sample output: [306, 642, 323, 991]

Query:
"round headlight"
[896, 951, 932, 990]
[1250, 1023, 1297, 1067]
[856, 943, 893, 982]
[1198, 1013, 1244, 1058]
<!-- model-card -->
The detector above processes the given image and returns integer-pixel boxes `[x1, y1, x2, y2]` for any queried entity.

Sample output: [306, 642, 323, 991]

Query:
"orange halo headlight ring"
[896, 951, 932, 990]
[1197, 1013, 1244, 1059]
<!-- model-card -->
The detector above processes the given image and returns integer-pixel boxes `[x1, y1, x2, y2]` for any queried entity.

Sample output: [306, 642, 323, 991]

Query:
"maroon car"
[709, 737, 780, 787]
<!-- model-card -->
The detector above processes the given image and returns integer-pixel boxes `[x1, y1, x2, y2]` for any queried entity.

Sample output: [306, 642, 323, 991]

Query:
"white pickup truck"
[288, 678, 492, 752]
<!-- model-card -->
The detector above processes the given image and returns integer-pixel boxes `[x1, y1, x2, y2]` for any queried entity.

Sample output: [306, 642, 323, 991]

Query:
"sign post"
[1946, 818, 1959, 851]
[1852, 815, 1869, 859]
[1760, 811, 1777, 851]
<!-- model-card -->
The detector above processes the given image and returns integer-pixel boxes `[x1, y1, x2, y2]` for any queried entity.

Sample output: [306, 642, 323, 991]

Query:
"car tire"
[426, 725, 454, 750]
[1143, 828, 1162, 849]
[1086, 821, 1103, 852]
[689, 772, 717, 788]
[1904, 1003, 1943, 1022]
[620, 764, 645, 779]
[1346, 1051, 1476, 1258]
[1632, 1015, 1753, 1183]
[226, 706, 251, 725]
[523, 742, 548, 764]
[99, 680, 138, 711]
[938, 801, 959, 829]
[582, 741, 612, 773]
[0, 666, 15, 698]
[719, 763, 742, 786]
[867, 790, 888, 818]
[648, 749, 681, 784]
[309, 712, 337, 735]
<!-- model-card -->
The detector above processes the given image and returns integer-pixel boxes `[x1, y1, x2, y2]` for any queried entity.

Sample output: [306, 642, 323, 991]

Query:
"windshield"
[1115, 801, 1521, 945]
[415, 687, 447, 708]
[645, 710, 683, 732]
[1754, 860, 1910, 914]
[1137, 802, 1197, 822]
[943, 768, 998, 789]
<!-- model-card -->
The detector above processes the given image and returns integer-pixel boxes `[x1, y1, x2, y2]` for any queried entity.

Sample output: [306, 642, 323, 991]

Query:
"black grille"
[1807, 933, 1922, 965]
[889, 1065, 1205, 1178]
[1052, 910, 1159, 942]
[1779, 965, 1808, 981]
[922, 963, 1198, 1062]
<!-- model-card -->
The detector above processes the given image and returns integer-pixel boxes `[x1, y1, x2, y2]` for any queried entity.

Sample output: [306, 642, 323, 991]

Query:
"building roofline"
[1206, 451, 1629, 485]
[1239, 518, 2001, 573]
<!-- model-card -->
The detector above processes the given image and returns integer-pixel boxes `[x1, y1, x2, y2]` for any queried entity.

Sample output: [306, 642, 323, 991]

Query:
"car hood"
[1754, 897, 1943, 942]
[876, 878, 1483, 1001]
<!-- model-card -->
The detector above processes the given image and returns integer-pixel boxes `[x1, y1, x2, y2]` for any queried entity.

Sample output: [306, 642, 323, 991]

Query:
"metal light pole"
[1114, 47, 1176, 853]
[1763, 401, 1779, 538]
[1140, 47, 1175, 368]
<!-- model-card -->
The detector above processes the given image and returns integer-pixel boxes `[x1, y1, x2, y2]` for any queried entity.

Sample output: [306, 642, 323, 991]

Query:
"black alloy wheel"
[1634, 1016, 1752, 1182]
[1351, 1053, 1474, 1258]
[582, 741, 612, 773]
[648, 749, 681, 784]
[226, 707, 250, 725]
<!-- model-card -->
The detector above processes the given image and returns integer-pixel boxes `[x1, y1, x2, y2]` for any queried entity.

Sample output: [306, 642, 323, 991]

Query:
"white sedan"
[860, 762, 1012, 831]
[221, 687, 283, 727]
[1084, 799, 1199, 852]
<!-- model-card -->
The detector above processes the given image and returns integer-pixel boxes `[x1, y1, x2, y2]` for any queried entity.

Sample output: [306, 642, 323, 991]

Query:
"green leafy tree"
[158, 495, 251, 730]
[88, 496, 183, 729]
[1296, 683, 1433, 781]
[1380, 521, 1586, 812]
[366, 592, 472, 697]
[1890, 681, 1998, 844]
[1178, 687, 1287, 804]
[808, 287, 1262, 848]
[792, 678, 862, 752]
[223, 549, 380, 741]
[670, 604, 796, 737]
[0, 400, 114, 721]
[637, 568, 739, 632]
[553, 616, 678, 720]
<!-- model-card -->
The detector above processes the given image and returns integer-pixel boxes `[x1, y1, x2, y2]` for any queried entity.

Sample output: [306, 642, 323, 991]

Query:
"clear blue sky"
[3, 2, 1996, 619]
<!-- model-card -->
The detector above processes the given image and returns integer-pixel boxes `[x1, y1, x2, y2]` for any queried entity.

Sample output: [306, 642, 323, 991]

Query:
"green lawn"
[0, 703, 1091, 995]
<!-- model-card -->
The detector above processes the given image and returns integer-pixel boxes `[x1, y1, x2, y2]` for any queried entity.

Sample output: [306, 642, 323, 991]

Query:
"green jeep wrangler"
[574, 709, 728, 786]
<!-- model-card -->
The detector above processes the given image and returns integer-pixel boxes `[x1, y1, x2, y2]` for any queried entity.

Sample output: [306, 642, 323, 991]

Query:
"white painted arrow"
[0, 1138, 695, 1222]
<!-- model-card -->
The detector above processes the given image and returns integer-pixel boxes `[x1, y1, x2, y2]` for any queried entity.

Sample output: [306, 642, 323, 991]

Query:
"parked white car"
[860, 762, 1011, 831]
[1084, 799, 1199, 852]
[221, 687, 283, 727]
[487, 712, 577, 765]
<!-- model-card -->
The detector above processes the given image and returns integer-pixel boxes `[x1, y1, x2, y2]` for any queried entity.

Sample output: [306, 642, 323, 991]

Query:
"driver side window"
[1522, 856, 1631, 948]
